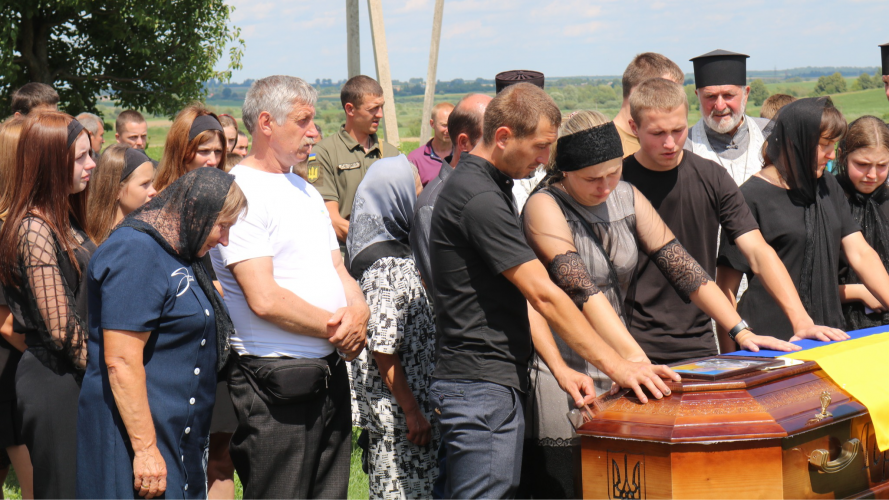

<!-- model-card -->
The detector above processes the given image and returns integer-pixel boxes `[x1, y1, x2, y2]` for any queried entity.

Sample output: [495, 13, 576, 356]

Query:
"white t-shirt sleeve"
[217, 189, 274, 266]
[312, 187, 340, 252]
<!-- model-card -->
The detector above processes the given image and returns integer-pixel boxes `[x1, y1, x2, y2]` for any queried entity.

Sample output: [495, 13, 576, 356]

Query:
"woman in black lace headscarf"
[719, 98, 889, 337]
[0, 111, 96, 499]
[77, 168, 246, 499]
[835, 116, 889, 330]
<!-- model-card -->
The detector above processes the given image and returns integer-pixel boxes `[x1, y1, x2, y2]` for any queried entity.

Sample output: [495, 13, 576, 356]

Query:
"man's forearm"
[528, 304, 569, 375]
[255, 288, 332, 339]
[530, 288, 619, 375]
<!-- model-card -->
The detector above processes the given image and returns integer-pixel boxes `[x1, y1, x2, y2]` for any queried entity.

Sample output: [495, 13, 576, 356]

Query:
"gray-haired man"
[210, 75, 369, 498]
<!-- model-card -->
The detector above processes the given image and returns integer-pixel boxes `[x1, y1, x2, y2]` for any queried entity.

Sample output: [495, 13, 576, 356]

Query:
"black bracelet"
[728, 320, 749, 341]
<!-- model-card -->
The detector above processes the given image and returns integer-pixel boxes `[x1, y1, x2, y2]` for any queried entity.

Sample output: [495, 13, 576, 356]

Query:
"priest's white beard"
[703, 99, 747, 134]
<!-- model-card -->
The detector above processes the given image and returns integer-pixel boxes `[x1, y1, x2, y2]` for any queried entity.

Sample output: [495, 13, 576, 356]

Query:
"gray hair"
[242, 75, 318, 134]
[76, 112, 104, 136]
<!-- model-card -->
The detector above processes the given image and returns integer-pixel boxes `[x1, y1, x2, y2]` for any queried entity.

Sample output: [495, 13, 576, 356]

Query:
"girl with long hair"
[0, 116, 34, 499]
[0, 111, 96, 499]
[217, 113, 239, 153]
[834, 116, 889, 330]
[87, 144, 157, 245]
[154, 104, 226, 193]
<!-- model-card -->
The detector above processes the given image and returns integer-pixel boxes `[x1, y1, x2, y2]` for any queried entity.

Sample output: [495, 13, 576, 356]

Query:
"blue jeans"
[430, 378, 525, 499]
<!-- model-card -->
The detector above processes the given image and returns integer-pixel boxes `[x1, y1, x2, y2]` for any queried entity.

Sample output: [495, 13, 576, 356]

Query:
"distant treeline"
[745, 66, 881, 79]
[201, 66, 883, 104]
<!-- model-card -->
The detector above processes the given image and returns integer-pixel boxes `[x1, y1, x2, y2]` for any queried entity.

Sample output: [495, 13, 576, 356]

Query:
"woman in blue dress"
[76, 168, 246, 499]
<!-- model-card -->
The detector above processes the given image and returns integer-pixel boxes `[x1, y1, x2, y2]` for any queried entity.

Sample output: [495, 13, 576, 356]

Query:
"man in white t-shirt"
[210, 75, 369, 499]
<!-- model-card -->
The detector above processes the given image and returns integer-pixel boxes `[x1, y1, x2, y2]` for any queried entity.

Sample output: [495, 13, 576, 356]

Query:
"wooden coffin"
[576, 356, 889, 499]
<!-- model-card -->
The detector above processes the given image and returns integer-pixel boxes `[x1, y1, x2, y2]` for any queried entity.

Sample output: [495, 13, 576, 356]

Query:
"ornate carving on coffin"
[604, 396, 763, 416]
[756, 378, 836, 411]
[607, 452, 645, 499]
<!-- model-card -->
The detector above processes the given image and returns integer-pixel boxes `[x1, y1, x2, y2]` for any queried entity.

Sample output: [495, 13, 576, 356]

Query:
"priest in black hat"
[881, 43, 889, 103]
[685, 50, 770, 187]
[495, 69, 548, 210]
[495, 69, 544, 94]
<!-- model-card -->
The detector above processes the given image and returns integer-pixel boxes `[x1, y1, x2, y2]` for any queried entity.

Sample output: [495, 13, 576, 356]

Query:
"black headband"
[188, 114, 224, 141]
[555, 122, 624, 172]
[122, 147, 152, 181]
[67, 120, 85, 148]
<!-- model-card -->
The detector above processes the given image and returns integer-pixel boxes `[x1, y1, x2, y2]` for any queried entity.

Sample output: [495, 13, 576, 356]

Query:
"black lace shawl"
[836, 174, 889, 329]
[115, 167, 236, 372]
[767, 97, 844, 328]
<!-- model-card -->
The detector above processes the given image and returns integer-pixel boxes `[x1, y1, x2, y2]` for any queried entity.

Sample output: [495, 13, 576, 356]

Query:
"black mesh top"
[2, 216, 96, 375]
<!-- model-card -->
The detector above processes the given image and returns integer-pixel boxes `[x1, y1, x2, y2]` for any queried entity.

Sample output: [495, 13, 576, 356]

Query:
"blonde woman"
[87, 144, 157, 245]
[522, 111, 772, 497]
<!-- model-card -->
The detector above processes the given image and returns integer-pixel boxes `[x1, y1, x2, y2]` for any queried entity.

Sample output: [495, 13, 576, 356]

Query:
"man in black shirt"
[429, 83, 677, 499]
[621, 78, 846, 363]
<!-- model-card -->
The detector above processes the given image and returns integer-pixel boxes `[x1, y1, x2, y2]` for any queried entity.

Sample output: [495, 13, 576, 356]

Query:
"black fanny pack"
[237, 353, 335, 405]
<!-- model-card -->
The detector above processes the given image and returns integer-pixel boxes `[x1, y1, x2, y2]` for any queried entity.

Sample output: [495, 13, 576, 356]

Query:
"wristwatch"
[727, 320, 750, 342]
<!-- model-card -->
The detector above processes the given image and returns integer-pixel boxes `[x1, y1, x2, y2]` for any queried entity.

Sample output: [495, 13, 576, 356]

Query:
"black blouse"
[2, 216, 96, 375]
[718, 174, 860, 339]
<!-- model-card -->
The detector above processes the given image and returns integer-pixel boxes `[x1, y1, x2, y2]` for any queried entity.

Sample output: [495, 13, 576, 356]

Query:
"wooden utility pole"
[346, 0, 360, 78]
[367, 0, 400, 146]
[419, 0, 445, 145]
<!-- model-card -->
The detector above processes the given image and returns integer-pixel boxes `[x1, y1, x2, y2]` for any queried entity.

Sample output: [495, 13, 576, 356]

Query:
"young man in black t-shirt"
[429, 83, 678, 499]
[621, 78, 846, 363]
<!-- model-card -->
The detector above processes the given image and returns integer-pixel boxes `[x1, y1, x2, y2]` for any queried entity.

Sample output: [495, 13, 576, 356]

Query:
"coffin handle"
[808, 438, 860, 473]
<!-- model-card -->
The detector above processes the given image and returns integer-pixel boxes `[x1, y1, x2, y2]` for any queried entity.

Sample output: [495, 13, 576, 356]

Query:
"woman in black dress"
[834, 116, 889, 330]
[718, 98, 889, 342]
[0, 112, 96, 499]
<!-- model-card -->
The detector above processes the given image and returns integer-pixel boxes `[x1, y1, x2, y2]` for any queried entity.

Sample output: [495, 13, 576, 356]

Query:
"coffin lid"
[575, 357, 866, 444]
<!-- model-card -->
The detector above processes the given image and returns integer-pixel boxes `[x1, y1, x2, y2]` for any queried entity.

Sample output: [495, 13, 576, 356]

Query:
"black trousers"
[16, 350, 80, 499]
[228, 353, 351, 499]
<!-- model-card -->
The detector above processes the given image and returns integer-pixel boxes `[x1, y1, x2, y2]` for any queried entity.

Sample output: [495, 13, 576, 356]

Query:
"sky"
[219, 0, 889, 83]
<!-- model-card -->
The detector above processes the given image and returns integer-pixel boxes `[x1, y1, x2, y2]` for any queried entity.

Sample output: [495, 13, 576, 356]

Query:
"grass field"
[96, 76, 888, 154]
[2, 428, 371, 499]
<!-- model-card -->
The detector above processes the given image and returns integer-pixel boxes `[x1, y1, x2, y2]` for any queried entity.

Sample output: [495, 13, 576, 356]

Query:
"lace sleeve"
[547, 251, 601, 310]
[651, 239, 712, 303]
[17, 218, 87, 369]
[524, 192, 601, 310]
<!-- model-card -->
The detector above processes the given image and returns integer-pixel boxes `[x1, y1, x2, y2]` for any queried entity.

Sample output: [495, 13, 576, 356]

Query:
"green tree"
[852, 73, 875, 91]
[0, 1, 245, 117]
[684, 84, 699, 111]
[749, 79, 770, 106]
[813, 72, 847, 96]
